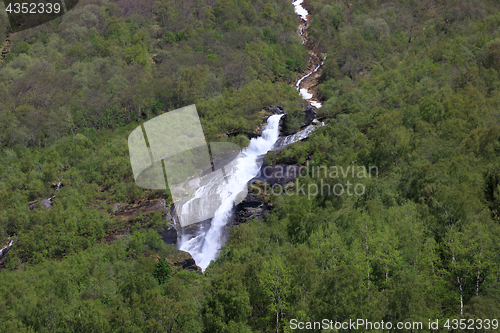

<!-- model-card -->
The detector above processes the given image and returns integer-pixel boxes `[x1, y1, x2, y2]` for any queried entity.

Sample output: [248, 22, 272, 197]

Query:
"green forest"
[1, 0, 500, 332]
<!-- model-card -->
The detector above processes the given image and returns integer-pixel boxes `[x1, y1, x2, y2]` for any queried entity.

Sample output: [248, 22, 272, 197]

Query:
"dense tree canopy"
[1, 0, 500, 331]
[0, 0, 307, 148]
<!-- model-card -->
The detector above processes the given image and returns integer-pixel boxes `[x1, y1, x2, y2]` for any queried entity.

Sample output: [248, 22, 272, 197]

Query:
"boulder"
[304, 105, 317, 125]
[159, 223, 177, 245]
[263, 105, 285, 115]
[29, 197, 54, 211]
[279, 113, 287, 128]
[234, 193, 269, 224]
[278, 104, 317, 135]
[233, 163, 304, 225]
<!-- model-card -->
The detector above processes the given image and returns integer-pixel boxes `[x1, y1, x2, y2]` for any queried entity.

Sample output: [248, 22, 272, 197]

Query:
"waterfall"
[0, 240, 14, 259]
[175, 0, 327, 271]
[178, 114, 284, 271]
[293, 0, 308, 44]
[296, 55, 326, 108]
[291, 0, 326, 108]
[292, 0, 308, 21]
[274, 124, 318, 147]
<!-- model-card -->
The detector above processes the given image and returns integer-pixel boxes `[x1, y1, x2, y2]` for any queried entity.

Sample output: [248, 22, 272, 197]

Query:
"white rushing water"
[291, 0, 327, 108]
[292, 0, 308, 21]
[178, 115, 284, 270]
[0, 240, 14, 258]
[176, 1, 327, 271]
[296, 56, 326, 108]
[293, 0, 308, 43]
[274, 124, 317, 147]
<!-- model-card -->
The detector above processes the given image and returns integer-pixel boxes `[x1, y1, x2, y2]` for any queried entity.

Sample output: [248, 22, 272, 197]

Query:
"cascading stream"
[178, 115, 284, 271]
[176, 0, 325, 271]
[292, 0, 326, 108]
[296, 56, 326, 108]
[0, 240, 14, 259]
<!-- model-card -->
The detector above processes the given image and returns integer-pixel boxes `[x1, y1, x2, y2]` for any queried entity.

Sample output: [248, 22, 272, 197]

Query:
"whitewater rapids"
[178, 115, 283, 271]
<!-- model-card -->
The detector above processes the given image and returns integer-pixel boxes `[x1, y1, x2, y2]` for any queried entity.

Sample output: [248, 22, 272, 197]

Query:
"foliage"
[0, 0, 307, 148]
[1, 0, 500, 331]
[153, 258, 172, 285]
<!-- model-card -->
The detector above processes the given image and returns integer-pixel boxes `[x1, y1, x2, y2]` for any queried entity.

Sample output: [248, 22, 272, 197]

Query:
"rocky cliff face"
[172, 255, 202, 274]
[233, 163, 303, 225]
[159, 224, 177, 245]
[279, 103, 318, 135]
[102, 198, 204, 272]
[234, 191, 270, 225]
[303, 105, 317, 125]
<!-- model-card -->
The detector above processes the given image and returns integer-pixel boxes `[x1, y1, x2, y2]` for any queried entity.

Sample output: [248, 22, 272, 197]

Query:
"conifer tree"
[153, 258, 171, 285]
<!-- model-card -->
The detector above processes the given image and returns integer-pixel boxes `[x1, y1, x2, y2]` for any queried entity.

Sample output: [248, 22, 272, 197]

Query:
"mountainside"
[1, 0, 500, 332]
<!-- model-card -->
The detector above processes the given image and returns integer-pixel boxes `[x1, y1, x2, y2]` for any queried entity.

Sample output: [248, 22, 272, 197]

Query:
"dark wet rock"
[263, 105, 285, 115]
[279, 113, 287, 129]
[29, 197, 54, 211]
[234, 192, 270, 225]
[159, 223, 177, 245]
[172, 254, 202, 274]
[261, 105, 287, 125]
[279, 104, 318, 135]
[233, 163, 303, 225]
[303, 105, 317, 125]
[251, 164, 303, 186]
[160, 209, 179, 245]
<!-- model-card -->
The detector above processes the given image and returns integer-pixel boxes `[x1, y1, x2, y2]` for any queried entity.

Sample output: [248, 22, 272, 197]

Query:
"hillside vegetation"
[1, 0, 500, 332]
[0, 0, 307, 148]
